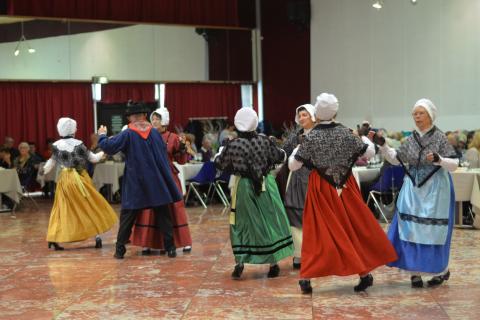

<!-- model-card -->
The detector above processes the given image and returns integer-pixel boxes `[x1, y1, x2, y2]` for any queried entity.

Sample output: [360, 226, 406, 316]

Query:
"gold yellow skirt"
[46, 168, 118, 243]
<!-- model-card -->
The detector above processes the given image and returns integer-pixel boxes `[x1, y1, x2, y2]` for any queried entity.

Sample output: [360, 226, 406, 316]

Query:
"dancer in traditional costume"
[370, 99, 458, 287]
[44, 118, 118, 250]
[289, 93, 397, 293]
[130, 107, 193, 254]
[282, 104, 316, 269]
[98, 101, 182, 259]
[215, 108, 294, 279]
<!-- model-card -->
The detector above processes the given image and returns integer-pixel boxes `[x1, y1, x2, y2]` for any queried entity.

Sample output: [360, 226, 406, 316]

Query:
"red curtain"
[164, 83, 242, 129]
[208, 29, 253, 81]
[101, 83, 155, 103]
[0, 82, 93, 154]
[261, 0, 310, 129]
[6, 0, 250, 28]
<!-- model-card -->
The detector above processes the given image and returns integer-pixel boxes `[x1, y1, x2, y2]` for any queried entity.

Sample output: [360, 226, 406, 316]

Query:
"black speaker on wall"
[0, 0, 8, 14]
[287, 0, 310, 31]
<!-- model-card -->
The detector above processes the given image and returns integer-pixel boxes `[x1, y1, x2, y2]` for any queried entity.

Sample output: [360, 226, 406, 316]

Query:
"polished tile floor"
[0, 199, 479, 319]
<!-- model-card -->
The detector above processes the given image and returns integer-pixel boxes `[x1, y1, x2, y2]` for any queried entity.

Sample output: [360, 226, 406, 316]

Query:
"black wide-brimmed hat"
[125, 100, 150, 116]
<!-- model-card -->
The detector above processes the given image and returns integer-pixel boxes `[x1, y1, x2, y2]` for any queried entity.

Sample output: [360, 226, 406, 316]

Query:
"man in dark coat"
[98, 101, 182, 259]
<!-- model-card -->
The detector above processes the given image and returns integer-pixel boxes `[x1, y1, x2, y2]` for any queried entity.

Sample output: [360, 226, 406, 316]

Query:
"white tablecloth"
[0, 168, 23, 205]
[92, 162, 125, 193]
[352, 166, 381, 189]
[450, 169, 480, 228]
[174, 162, 204, 195]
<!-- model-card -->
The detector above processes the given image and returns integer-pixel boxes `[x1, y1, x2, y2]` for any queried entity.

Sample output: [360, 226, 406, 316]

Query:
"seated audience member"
[3, 136, 19, 160]
[200, 137, 213, 162]
[465, 131, 480, 168]
[28, 142, 44, 164]
[0, 147, 13, 168]
[447, 132, 463, 159]
[218, 123, 236, 145]
[14, 142, 38, 190]
[182, 133, 197, 161]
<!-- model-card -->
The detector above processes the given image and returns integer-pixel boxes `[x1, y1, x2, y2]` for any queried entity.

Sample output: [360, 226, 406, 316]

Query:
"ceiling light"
[13, 22, 36, 57]
[372, 0, 383, 10]
[411, 0, 418, 4]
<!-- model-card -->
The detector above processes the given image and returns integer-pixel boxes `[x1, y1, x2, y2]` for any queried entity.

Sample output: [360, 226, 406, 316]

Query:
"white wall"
[0, 24, 207, 81]
[311, 0, 480, 131]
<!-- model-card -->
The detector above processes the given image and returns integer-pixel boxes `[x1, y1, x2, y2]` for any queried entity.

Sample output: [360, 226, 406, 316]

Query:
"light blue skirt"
[387, 173, 455, 274]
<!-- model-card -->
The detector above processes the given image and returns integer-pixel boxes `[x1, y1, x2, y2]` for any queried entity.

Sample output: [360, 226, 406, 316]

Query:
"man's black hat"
[125, 100, 150, 116]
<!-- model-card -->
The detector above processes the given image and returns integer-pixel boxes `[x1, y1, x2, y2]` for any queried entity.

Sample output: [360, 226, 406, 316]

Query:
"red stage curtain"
[164, 83, 242, 129]
[0, 82, 93, 154]
[261, 0, 310, 129]
[6, 0, 252, 28]
[101, 83, 155, 103]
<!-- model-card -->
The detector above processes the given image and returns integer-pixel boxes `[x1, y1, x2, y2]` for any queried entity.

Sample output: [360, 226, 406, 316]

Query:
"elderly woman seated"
[465, 131, 480, 168]
[14, 142, 38, 190]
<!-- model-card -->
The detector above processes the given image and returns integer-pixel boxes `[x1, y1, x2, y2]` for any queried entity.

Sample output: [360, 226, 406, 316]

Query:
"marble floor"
[0, 199, 479, 320]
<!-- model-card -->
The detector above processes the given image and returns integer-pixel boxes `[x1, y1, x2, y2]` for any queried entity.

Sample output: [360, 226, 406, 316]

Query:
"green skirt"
[230, 175, 294, 264]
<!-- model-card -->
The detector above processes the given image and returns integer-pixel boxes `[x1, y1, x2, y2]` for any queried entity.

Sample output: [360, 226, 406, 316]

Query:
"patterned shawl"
[295, 123, 367, 188]
[396, 126, 457, 187]
[215, 132, 285, 194]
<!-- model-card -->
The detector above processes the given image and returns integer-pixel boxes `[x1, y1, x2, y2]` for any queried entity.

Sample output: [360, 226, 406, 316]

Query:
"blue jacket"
[98, 128, 182, 210]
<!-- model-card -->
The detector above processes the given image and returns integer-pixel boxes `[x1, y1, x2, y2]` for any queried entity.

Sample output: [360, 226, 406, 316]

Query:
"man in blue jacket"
[98, 101, 182, 259]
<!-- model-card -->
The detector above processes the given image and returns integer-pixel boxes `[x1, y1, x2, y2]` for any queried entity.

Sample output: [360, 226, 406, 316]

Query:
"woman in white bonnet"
[289, 93, 397, 294]
[281, 104, 316, 270]
[370, 98, 458, 288]
[215, 107, 294, 280]
[42, 117, 118, 250]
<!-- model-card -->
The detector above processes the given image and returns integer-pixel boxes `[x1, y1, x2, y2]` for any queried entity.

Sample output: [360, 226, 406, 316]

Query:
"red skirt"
[130, 171, 192, 249]
[300, 171, 397, 278]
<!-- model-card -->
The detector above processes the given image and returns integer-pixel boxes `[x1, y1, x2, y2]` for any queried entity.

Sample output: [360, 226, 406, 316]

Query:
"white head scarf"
[295, 104, 316, 124]
[234, 107, 258, 132]
[412, 98, 437, 123]
[150, 107, 170, 126]
[57, 117, 77, 137]
[314, 93, 339, 121]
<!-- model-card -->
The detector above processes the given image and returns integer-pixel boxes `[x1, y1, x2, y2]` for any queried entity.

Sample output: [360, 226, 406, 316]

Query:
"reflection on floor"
[0, 199, 479, 319]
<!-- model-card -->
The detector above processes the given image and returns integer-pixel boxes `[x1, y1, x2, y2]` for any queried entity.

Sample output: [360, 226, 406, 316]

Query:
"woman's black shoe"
[95, 237, 102, 249]
[231, 264, 244, 280]
[354, 274, 373, 292]
[183, 246, 192, 253]
[48, 242, 64, 251]
[299, 280, 312, 294]
[427, 270, 450, 287]
[167, 248, 177, 258]
[267, 264, 280, 278]
[141, 248, 152, 255]
[411, 275, 424, 288]
[114, 244, 126, 259]
[293, 258, 301, 270]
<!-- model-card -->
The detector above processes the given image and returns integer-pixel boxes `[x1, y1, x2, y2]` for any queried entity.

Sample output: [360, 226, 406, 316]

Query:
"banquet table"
[450, 168, 480, 227]
[174, 162, 204, 195]
[0, 168, 23, 211]
[92, 162, 125, 201]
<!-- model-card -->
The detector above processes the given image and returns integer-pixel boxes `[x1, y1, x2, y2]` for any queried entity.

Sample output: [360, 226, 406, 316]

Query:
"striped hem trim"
[233, 240, 293, 256]
[399, 213, 449, 226]
[232, 235, 292, 249]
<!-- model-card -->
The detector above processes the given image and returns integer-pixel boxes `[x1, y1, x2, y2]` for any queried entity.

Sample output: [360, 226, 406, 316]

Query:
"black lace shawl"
[396, 126, 457, 187]
[294, 123, 367, 188]
[214, 132, 285, 194]
[52, 143, 90, 171]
